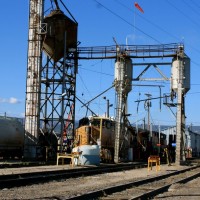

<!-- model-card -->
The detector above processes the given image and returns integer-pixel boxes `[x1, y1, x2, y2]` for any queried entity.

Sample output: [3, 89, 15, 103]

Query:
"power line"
[183, 0, 200, 17]
[191, 60, 200, 67]
[115, 0, 179, 41]
[93, 0, 161, 44]
[190, 0, 200, 11]
[190, 0, 200, 12]
[77, 73, 93, 99]
[79, 66, 113, 77]
[166, 0, 200, 28]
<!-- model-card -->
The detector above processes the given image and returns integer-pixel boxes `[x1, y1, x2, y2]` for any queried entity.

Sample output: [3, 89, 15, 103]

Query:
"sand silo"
[42, 9, 78, 62]
[171, 55, 190, 93]
[114, 57, 133, 94]
[114, 56, 133, 163]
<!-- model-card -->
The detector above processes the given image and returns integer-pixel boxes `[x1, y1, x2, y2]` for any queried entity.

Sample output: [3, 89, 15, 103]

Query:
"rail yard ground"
[155, 177, 200, 199]
[0, 159, 199, 199]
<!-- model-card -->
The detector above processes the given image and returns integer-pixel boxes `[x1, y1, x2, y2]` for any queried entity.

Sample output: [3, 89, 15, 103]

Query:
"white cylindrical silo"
[171, 55, 190, 93]
[114, 57, 133, 94]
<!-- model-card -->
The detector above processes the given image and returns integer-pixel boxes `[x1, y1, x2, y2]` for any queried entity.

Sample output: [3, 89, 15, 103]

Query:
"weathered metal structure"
[25, 1, 190, 164]
[40, 7, 78, 153]
[24, 0, 44, 157]
[25, 0, 78, 158]
[171, 53, 190, 164]
[76, 44, 190, 164]
[114, 54, 132, 163]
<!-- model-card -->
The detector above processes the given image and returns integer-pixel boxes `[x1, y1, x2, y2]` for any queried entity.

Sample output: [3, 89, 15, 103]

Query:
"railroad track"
[0, 162, 146, 189]
[65, 165, 200, 200]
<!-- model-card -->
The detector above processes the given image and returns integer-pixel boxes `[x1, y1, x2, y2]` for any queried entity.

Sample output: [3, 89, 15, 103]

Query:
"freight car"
[0, 116, 24, 159]
[126, 127, 167, 162]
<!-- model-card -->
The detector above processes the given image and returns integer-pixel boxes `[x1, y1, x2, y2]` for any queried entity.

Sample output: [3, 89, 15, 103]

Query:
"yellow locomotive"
[74, 116, 167, 163]
[75, 116, 115, 162]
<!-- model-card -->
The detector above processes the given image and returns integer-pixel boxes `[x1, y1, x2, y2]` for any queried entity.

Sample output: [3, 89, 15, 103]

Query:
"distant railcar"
[0, 117, 24, 159]
[131, 129, 167, 161]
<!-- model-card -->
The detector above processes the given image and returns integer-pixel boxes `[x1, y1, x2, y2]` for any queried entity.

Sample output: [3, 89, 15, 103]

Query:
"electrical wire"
[182, 0, 200, 17]
[77, 71, 112, 116]
[93, 0, 161, 44]
[77, 73, 93, 99]
[190, 0, 200, 10]
[79, 66, 113, 77]
[166, 0, 200, 28]
[115, 0, 179, 41]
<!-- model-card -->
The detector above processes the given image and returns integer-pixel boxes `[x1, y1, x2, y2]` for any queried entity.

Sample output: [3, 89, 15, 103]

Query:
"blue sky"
[0, 0, 200, 127]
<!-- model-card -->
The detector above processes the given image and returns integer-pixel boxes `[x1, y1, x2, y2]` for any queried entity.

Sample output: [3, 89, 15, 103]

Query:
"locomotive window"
[102, 120, 113, 129]
[106, 121, 111, 129]
[102, 120, 107, 127]
[91, 119, 100, 127]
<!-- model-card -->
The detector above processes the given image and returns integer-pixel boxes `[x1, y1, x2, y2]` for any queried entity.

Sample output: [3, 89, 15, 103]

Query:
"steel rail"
[65, 165, 200, 200]
[132, 170, 200, 200]
[0, 162, 146, 189]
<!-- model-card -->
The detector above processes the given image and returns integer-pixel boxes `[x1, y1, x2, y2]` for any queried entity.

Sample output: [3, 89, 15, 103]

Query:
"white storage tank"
[171, 55, 190, 93]
[114, 57, 133, 94]
[72, 145, 100, 166]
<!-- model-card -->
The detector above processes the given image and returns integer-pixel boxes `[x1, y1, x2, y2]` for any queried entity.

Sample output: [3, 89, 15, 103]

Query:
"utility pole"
[107, 99, 110, 118]
[103, 97, 113, 118]
[158, 123, 161, 154]
[176, 84, 185, 164]
[145, 93, 152, 131]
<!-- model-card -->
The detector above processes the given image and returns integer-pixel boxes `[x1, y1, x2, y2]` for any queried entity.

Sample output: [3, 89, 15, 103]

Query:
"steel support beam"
[24, 0, 44, 158]
[114, 55, 132, 163]
[40, 51, 77, 153]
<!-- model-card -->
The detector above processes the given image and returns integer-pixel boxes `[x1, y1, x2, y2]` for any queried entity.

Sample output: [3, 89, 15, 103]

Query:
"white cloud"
[9, 97, 21, 104]
[0, 97, 21, 104]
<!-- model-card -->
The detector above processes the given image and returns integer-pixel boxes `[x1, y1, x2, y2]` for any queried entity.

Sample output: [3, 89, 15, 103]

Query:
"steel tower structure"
[114, 49, 133, 163]
[25, 0, 78, 158]
[76, 44, 190, 164]
[25, 1, 190, 164]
